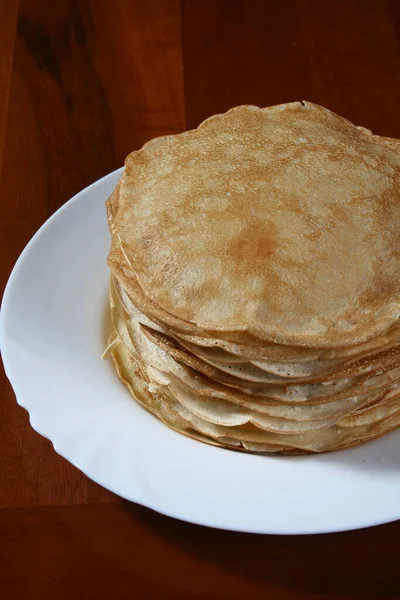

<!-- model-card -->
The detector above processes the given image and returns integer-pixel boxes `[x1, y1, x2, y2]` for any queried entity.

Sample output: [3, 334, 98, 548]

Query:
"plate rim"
[1, 167, 399, 536]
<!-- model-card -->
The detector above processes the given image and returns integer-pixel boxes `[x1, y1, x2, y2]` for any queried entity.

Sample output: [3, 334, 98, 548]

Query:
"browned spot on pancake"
[226, 219, 278, 271]
[139, 235, 154, 250]
[358, 269, 400, 312]
[186, 279, 221, 303]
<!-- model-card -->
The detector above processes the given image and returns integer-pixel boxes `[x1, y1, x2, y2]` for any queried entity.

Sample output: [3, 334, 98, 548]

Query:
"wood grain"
[0, 0, 19, 180]
[0, 502, 399, 599]
[1, 0, 400, 597]
[182, 0, 400, 134]
[0, 0, 184, 509]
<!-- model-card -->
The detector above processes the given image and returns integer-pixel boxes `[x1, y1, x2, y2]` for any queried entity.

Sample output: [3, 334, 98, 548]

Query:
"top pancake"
[112, 101, 400, 348]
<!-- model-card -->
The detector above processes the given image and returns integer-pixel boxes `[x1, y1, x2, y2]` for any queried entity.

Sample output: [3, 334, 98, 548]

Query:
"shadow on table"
[121, 501, 400, 597]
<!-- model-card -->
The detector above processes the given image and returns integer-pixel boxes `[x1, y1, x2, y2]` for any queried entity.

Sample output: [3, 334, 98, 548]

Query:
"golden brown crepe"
[105, 101, 400, 453]
[111, 102, 400, 347]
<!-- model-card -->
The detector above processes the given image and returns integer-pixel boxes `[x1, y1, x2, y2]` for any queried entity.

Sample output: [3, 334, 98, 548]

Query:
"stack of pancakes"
[106, 101, 400, 453]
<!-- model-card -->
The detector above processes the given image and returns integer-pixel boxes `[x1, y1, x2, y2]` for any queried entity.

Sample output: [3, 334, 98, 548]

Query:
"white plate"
[1, 169, 400, 535]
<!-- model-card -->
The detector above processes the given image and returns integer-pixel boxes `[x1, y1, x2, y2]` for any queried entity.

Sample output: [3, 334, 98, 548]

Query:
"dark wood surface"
[1, 1, 400, 598]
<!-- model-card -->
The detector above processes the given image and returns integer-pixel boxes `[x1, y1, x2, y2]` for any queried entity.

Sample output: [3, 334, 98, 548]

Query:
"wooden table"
[1, 1, 400, 598]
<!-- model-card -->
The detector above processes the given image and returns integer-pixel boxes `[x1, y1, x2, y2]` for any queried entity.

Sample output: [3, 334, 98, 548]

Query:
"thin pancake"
[107, 185, 400, 363]
[112, 275, 400, 387]
[110, 255, 400, 362]
[110, 334, 400, 453]
[112, 102, 400, 347]
[141, 323, 400, 386]
[109, 278, 400, 406]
